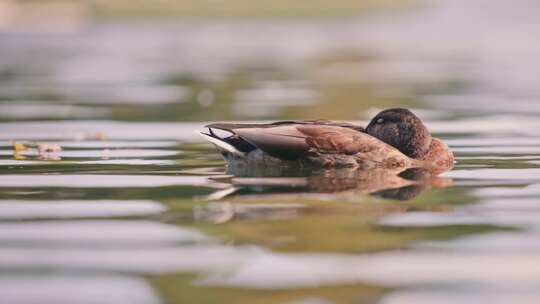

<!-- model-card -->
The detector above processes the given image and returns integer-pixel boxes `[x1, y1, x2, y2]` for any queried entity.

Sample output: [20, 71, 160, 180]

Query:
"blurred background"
[2, 0, 540, 303]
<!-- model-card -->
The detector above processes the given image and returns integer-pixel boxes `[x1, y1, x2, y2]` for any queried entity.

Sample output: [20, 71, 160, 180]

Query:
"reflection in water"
[209, 167, 452, 204]
[196, 168, 454, 229]
[193, 202, 306, 224]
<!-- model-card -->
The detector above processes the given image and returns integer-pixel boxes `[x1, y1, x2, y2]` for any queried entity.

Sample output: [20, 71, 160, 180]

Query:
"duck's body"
[200, 109, 454, 174]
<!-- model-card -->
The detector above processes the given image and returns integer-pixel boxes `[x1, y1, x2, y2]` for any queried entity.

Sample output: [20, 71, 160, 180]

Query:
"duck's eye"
[376, 118, 384, 124]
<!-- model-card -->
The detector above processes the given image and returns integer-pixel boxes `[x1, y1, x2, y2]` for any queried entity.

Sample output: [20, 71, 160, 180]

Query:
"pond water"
[2, 0, 540, 303]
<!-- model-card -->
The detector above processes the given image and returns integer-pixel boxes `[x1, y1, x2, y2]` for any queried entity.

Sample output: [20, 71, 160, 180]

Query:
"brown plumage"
[200, 108, 454, 173]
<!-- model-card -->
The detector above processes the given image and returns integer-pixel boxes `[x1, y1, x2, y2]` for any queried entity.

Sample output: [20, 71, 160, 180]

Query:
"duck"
[199, 108, 454, 173]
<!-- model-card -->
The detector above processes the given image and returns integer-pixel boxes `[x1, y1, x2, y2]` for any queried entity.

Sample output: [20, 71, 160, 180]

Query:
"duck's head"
[366, 108, 432, 159]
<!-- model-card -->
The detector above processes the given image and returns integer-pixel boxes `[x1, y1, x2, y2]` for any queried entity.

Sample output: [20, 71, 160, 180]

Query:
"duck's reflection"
[199, 167, 451, 223]
[208, 167, 452, 201]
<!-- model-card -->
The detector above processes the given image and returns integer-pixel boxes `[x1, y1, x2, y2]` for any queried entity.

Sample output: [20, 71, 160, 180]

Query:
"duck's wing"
[297, 125, 381, 155]
[201, 121, 305, 159]
[270, 120, 364, 132]
[203, 122, 379, 160]
[207, 123, 309, 159]
[205, 120, 364, 132]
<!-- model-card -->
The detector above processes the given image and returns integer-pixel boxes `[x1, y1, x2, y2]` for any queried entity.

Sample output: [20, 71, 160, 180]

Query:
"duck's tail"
[199, 124, 258, 158]
[199, 132, 244, 157]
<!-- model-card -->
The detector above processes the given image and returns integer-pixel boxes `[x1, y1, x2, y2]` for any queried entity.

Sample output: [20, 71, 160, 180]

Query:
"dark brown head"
[366, 108, 432, 159]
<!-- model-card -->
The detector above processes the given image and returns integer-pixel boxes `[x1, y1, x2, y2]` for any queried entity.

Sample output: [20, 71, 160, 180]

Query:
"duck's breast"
[421, 138, 455, 173]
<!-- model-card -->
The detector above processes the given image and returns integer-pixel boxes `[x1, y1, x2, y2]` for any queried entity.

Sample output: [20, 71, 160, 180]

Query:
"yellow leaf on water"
[11, 141, 28, 153]
[11, 141, 28, 160]
[13, 153, 27, 160]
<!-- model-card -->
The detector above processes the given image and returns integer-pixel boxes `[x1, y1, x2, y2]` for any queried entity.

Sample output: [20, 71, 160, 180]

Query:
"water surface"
[2, 0, 540, 303]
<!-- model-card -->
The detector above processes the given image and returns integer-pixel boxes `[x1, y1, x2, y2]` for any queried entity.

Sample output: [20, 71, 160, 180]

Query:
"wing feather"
[204, 122, 370, 160]
[297, 125, 377, 155]
[234, 126, 309, 160]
